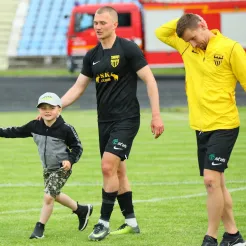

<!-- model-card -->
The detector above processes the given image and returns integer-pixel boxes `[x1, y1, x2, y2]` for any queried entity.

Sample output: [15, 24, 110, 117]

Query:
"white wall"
[221, 12, 246, 48]
[143, 9, 183, 52]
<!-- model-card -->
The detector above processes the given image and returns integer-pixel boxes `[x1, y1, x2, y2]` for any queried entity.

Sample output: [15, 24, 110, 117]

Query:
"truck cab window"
[74, 12, 131, 32]
[74, 13, 94, 32]
[118, 13, 131, 27]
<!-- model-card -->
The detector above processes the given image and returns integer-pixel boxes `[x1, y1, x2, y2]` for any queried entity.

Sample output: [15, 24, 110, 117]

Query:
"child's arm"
[65, 124, 83, 166]
[0, 121, 33, 138]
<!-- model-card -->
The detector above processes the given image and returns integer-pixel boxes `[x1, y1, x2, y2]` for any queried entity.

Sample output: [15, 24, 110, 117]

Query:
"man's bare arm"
[61, 74, 92, 108]
[137, 65, 164, 138]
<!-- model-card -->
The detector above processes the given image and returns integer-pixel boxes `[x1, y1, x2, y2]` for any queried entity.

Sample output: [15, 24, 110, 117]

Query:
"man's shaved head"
[95, 6, 118, 22]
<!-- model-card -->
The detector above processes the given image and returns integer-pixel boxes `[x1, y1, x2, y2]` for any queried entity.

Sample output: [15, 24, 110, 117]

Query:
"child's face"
[38, 104, 61, 122]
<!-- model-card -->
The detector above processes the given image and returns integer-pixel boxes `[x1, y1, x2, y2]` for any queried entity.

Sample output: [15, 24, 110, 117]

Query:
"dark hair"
[176, 14, 201, 38]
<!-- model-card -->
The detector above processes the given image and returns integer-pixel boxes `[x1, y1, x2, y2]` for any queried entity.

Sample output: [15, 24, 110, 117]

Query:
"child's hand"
[62, 160, 71, 171]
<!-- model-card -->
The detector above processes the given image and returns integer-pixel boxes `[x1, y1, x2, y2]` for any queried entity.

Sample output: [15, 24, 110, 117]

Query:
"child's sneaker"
[74, 204, 93, 231]
[220, 232, 246, 246]
[29, 222, 45, 239]
[201, 235, 218, 246]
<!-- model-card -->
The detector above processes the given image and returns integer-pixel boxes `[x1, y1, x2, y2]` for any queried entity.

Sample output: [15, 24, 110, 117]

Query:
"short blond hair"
[96, 6, 118, 22]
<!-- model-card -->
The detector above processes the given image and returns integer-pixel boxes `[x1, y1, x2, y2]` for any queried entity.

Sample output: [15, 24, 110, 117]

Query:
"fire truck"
[66, 0, 246, 72]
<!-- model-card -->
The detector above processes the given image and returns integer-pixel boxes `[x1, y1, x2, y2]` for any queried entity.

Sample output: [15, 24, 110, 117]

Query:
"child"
[0, 92, 93, 239]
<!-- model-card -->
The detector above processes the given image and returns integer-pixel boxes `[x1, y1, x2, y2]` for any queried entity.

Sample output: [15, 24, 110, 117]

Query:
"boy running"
[0, 92, 93, 239]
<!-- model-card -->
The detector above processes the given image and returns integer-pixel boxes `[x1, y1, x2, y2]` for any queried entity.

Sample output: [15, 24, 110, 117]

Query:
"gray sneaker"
[220, 232, 246, 246]
[29, 222, 44, 239]
[88, 223, 110, 241]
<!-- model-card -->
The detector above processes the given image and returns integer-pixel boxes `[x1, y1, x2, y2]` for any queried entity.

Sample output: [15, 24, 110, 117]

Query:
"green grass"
[0, 69, 73, 77]
[0, 68, 185, 77]
[0, 108, 246, 246]
[152, 67, 185, 75]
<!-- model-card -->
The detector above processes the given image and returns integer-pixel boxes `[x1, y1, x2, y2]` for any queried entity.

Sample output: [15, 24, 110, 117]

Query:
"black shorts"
[98, 117, 140, 161]
[196, 127, 239, 176]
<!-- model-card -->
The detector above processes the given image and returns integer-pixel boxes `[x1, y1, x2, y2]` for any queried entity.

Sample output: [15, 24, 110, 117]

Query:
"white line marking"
[1, 187, 245, 215]
[0, 180, 245, 188]
[134, 187, 246, 203]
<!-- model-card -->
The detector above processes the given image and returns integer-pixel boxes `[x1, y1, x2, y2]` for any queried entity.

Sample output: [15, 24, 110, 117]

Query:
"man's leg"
[91, 117, 140, 240]
[219, 174, 246, 245]
[220, 174, 237, 233]
[200, 128, 243, 245]
[204, 169, 224, 239]
[88, 152, 120, 241]
[196, 131, 218, 245]
[118, 161, 131, 194]
[99, 152, 120, 225]
[110, 160, 140, 235]
[203, 128, 245, 245]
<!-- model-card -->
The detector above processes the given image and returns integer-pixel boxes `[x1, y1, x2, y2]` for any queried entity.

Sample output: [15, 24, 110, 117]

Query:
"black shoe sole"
[29, 234, 44, 239]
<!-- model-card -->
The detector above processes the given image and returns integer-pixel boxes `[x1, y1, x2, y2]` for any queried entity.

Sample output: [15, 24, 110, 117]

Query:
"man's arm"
[230, 43, 246, 91]
[155, 18, 188, 53]
[137, 65, 164, 138]
[61, 74, 91, 108]
[62, 51, 93, 108]
[123, 40, 164, 138]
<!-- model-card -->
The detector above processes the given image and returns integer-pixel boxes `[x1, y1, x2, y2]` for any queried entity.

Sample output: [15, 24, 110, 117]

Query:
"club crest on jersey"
[111, 55, 120, 68]
[214, 54, 223, 66]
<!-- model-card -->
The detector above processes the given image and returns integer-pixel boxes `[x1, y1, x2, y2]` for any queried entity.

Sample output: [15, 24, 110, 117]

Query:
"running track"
[0, 77, 245, 111]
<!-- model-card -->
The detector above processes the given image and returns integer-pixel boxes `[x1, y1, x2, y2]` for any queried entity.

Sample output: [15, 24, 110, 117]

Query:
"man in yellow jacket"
[156, 14, 246, 246]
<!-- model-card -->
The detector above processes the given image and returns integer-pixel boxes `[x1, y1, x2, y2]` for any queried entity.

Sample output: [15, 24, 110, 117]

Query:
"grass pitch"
[0, 108, 245, 246]
[0, 68, 185, 77]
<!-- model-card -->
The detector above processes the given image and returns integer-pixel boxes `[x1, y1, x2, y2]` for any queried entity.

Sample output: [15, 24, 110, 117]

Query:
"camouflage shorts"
[43, 168, 72, 198]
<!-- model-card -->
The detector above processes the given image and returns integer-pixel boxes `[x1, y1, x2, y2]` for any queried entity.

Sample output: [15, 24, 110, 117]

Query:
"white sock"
[125, 218, 138, 227]
[98, 219, 109, 228]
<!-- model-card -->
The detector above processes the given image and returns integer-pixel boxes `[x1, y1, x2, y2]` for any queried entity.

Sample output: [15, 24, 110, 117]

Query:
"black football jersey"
[81, 36, 148, 122]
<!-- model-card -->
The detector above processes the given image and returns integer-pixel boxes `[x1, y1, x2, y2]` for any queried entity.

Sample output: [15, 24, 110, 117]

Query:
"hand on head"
[196, 14, 208, 29]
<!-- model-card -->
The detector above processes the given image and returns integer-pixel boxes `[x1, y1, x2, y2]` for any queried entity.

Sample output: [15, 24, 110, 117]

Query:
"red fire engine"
[66, 1, 246, 72]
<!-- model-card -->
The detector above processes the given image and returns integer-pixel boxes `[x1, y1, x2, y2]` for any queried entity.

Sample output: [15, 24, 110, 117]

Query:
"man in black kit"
[61, 6, 164, 241]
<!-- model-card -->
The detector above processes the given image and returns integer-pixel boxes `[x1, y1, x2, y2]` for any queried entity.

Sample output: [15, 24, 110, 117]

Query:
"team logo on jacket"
[111, 55, 120, 67]
[214, 54, 223, 66]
